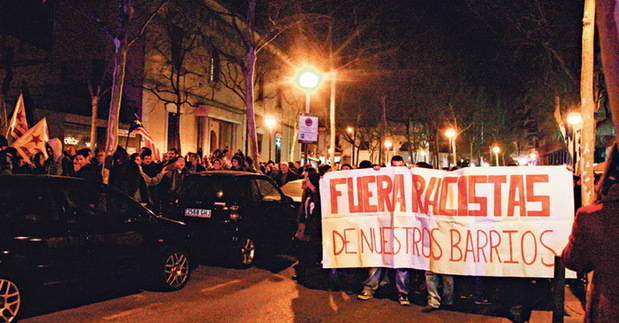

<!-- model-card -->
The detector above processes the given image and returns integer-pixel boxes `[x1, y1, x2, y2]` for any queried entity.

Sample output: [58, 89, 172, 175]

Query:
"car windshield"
[179, 176, 242, 204]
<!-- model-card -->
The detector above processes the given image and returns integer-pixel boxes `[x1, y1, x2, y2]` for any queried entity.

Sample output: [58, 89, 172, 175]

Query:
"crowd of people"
[2, 133, 612, 321]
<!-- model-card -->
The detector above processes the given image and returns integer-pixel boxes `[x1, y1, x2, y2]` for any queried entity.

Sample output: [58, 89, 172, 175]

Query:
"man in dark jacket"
[275, 162, 299, 186]
[293, 173, 322, 285]
[74, 149, 102, 183]
[562, 147, 619, 323]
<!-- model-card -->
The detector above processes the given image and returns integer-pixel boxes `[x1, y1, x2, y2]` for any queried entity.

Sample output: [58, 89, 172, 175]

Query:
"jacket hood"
[47, 138, 63, 159]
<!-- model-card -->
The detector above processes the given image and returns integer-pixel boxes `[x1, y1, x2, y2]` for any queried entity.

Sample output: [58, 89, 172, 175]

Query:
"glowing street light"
[264, 116, 278, 161]
[346, 126, 354, 134]
[384, 139, 393, 149]
[492, 145, 501, 166]
[444, 128, 457, 166]
[567, 112, 583, 126]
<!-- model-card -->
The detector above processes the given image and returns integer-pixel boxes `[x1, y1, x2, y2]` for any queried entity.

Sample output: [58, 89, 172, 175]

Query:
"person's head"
[358, 160, 373, 169]
[245, 156, 254, 169]
[33, 152, 46, 167]
[303, 167, 317, 178]
[175, 156, 186, 170]
[66, 146, 77, 156]
[187, 152, 198, 164]
[280, 162, 289, 173]
[141, 147, 152, 156]
[72, 156, 82, 172]
[415, 162, 433, 169]
[142, 154, 153, 165]
[390, 155, 405, 167]
[45, 144, 54, 158]
[167, 148, 179, 159]
[75, 149, 91, 168]
[340, 163, 353, 170]
[130, 153, 142, 166]
[231, 156, 243, 169]
[95, 150, 106, 165]
[293, 161, 301, 169]
[319, 164, 332, 176]
[112, 146, 128, 165]
[211, 158, 223, 170]
[305, 173, 321, 193]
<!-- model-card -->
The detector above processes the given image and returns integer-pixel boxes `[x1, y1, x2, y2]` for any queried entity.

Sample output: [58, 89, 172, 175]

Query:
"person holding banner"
[357, 156, 412, 306]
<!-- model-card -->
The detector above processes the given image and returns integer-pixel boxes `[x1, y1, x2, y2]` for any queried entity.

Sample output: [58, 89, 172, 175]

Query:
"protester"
[340, 163, 353, 170]
[45, 138, 65, 175]
[109, 153, 150, 204]
[186, 152, 206, 173]
[230, 155, 245, 171]
[31, 152, 47, 174]
[73, 148, 102, 183]
[275, 162, 299, 186]
[358, 156, 412, 306]
[209, 158, 225, 170]
[562, 144, 619, 323]
[293, 173, 323, 286]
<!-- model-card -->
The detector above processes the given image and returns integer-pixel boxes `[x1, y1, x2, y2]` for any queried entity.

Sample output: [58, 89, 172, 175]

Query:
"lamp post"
[295, 67, 322, 165]
[567, 112, 583, 170]
[492, 145, 501, 166]
[346, 126, 355, 165]
[264, 116, 277, 161]
[445, 128, 457, 167]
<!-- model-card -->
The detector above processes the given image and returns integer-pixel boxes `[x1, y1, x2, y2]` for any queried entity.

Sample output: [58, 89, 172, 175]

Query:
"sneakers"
[421, 305, 439, 313]
[398, 293, 411, 306]
[357, 289, 374, 300]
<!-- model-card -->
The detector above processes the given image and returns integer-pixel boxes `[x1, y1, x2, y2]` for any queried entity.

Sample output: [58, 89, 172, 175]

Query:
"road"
[22, 256, 515, 323]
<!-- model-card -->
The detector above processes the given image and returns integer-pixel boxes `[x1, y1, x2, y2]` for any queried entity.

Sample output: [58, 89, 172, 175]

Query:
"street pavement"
[21, 256, 543, 323]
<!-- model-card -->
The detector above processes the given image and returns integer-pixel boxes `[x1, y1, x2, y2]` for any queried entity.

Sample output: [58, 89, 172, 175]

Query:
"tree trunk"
[380, 96, 387, 164]
[290, 108, 299, 162]
[580, 0, 596, 206]
[596, 0, 619, 146]
[104, 40, 129, 154]
[89, 95, 99, 150]
[244, 50, 259, 163]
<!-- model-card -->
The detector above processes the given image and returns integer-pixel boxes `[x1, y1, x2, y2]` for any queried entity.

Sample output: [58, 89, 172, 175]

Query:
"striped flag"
[11, 118, 49, 164]
[130, 119, 161, 161]
[6, 94, 29, 140]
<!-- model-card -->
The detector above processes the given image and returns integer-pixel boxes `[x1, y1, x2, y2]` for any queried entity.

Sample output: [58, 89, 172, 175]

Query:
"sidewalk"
[530, 285, 585, 323]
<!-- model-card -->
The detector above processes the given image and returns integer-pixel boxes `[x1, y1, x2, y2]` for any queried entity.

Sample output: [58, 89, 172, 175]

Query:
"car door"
[253, 178, 297, 250]
[60, 183, 147, 287]
[0, 178, 85, 295]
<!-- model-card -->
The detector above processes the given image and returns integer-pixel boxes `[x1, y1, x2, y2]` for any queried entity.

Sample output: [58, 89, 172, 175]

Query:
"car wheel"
[0, 278, 21, 323]
[234, 237, 256, 268]
[154, 249, 191, 291]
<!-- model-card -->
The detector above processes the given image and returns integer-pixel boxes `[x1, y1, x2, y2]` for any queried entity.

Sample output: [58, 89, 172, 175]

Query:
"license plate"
[184, 208, 212, 218]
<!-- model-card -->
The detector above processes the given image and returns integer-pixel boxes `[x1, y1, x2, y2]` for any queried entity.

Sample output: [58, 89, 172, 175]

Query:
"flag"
[129, 119, 161, 161]
[6, 94, 29, 140]
[11, 118, 49, 164]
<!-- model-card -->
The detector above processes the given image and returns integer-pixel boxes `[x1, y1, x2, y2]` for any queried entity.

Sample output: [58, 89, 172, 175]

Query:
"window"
[256, 179, 282, 201]
[0, 179, 63, 235]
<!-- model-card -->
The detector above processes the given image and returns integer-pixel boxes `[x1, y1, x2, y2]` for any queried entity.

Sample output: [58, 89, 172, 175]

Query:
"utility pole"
[580, 0, 596, 206]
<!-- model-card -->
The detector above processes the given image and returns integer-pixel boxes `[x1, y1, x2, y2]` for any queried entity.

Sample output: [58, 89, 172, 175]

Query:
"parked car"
[169, 171, 298, 267]
[280, 179, 304, 205]
[0, 175, 193, 322]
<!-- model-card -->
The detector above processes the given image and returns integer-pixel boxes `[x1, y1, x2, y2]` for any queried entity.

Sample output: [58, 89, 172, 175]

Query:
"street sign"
[298, 115, 318, 143]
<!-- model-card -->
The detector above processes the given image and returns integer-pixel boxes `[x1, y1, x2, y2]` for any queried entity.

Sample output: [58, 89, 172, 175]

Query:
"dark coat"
[275, 171, 299, 187]
[297, 188, 322, 241]
[562, 184, 619, 323]
[109, 162, 149, 203]
[76, 164, 103, 183]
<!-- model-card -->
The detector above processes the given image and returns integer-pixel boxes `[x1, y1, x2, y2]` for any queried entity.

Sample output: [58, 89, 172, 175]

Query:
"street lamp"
[492, 145, 501, 166]
[567, 112, 582, 170]
[294, 66, 322, 165]
[444, 128, 457, 167]
[264, 116, 277, 161]
[346, 126, 356, 166]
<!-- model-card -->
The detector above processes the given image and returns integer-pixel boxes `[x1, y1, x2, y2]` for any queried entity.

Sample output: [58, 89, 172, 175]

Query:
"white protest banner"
[320, 166, 575, 278]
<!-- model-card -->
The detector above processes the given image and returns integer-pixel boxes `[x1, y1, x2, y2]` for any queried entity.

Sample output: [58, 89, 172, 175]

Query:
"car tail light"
[229, 205, 240, 220]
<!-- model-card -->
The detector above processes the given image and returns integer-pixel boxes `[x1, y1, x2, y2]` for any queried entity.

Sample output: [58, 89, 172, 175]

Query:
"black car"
[0, 175, 193, 322]
[170, 171, 298, 267]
